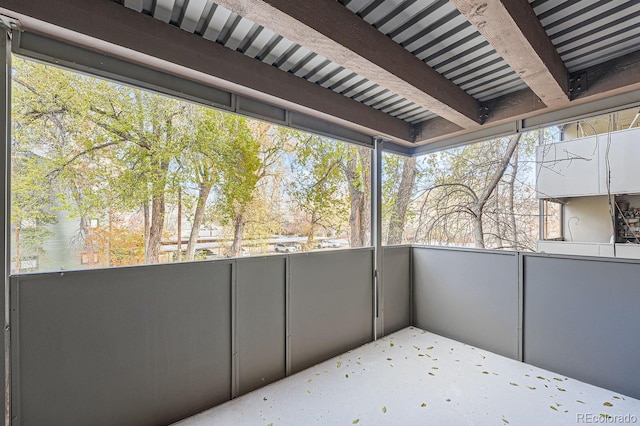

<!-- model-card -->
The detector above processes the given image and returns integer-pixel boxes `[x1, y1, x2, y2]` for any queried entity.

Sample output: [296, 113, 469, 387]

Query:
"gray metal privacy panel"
[11, 262, 232, 426]
[289, 249, 374, 373]
[412, 246, 519, 359]
[523, 254, 640, 400]
[382, 246, 411, 335]
[235, 256, 286, 396]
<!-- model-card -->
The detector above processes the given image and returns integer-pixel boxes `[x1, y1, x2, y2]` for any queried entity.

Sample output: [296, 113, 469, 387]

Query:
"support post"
[284, 255, 291, 376]
[371, 138, 384, 339]
[0, 26, 11, 426]
[517, 253, 524, 362]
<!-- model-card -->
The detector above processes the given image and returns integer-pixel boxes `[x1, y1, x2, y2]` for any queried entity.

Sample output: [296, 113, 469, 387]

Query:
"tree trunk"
[146, 193, 165, 263]
[359, 194, 370, 246]
[345, 154, 363, 248]
[306, 212, 317, 249]
[145, 161, 169, 264]
[348, 190, 364, 247]
[495, 184, 503, 248]
[143, 200, 150, 257]
[229, 210, 246, 257]
[387, 157, 417, 245]
[342, 147, 372, 248]
[470, 133, 521, 248]
[186, 181, 213, 260]
[472, 213, 485, 248]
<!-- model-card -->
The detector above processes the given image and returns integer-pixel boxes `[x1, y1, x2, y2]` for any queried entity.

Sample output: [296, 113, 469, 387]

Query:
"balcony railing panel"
[412, 246, 520, 360]
[523, 254, 640, 400]
[12, 244, 640, 424]
[11, 261, 233, 426]
[235, 256, 286, 396]
[382, 246, 412, 335]
[289, 249, 374, 374]
[10, 248, 382, 425]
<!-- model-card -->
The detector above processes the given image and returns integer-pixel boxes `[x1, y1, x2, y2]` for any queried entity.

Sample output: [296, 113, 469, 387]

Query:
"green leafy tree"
[214, 116, 262, 257]
[10, 153, 57, 272]
[240, 122, 287, 252]
[383, 155, 417, 245]
[339, 145, 371, 247]
[289, 134, 347, 247]
[13, 57, 189, 264]
[180, 107, 225, 261]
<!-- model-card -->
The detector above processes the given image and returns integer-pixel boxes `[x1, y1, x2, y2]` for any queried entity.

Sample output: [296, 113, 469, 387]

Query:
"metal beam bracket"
[409, 125, 420, 143]
[479, 104, 490, 124]
[569, 72, 588, 100]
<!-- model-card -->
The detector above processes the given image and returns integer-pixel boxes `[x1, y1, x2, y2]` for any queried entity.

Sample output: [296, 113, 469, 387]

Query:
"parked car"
[319, 239, 341, 248]
[274, 242, 301, 253]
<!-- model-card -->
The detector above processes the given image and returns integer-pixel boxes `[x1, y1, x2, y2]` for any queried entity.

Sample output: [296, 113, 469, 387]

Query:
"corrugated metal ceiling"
[339, 0, 528, 102]
[531, 0, 640, 72]
[118, 0, 640, 125]
[120, 0, 436, 124]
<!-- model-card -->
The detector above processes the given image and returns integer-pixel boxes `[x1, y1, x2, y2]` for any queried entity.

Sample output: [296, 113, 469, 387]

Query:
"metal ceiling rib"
[531, 0, 640, 72]
[340, 0, 529, 102]
[119, 0, 436, 124]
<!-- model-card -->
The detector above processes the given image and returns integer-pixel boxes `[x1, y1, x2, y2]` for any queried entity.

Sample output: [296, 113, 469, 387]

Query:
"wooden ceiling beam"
[214, 0, 481, 128]
[451, 0, 569, 108]
[2, 0, 640, 151]
[0, 0, 413, 144]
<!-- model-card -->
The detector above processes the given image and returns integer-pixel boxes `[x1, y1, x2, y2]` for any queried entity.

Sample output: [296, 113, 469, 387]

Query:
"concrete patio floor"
[175, 327, 640, 425]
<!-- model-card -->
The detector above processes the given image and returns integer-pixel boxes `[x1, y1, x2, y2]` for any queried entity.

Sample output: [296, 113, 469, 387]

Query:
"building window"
[541, 200, 563, 241]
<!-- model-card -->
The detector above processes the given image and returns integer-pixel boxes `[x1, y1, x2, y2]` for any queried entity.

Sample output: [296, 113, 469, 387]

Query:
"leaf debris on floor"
[175, 327, 640, 426]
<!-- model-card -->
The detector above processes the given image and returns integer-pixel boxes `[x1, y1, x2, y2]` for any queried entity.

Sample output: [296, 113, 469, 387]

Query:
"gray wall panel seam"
[230, 261, 238, 399]
[9, 278, 19, 426]
[409, 245, 414, 328]
[517, 252, 524, 362]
